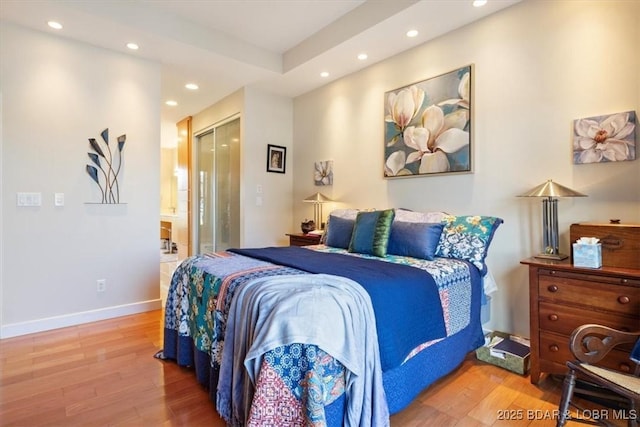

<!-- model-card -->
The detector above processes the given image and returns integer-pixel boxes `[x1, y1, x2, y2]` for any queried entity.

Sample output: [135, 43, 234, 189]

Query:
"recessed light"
[185, 83, 199, 90]
[47, 21, 63, 30]
[165, 100, 178, 106]
[357, 53, 368, 61]
[126, 42, 139, 50]
[320, 71, 329, 78]
[406, 29, 419, 38]
[473, 0, 487, 6]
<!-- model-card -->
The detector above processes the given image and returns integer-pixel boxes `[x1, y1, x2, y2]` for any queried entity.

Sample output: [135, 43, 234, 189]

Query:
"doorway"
[195, 117, 240, 254]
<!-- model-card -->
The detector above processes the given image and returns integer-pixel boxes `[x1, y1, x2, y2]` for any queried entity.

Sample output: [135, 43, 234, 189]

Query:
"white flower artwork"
[573, 111, 636, 164]
[314, 160, 333, 186]
[384, 65, 472, 178]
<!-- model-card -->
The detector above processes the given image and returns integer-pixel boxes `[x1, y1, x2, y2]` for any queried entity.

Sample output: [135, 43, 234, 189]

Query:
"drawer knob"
[621, 279, 628, 284]
[548, 314, 559, 321]
[618, 296, 630, 304]
[547, 285, 559, 293]
[549, 344, 559, 352]
[619, 363, 631, 373]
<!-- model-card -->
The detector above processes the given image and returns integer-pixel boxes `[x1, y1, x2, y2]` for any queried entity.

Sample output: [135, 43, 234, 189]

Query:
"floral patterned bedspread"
[163, 245, 473, 425]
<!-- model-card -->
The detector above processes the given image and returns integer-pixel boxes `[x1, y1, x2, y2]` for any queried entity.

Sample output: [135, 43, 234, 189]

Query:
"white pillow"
[393, 209, 446, 224]
[328, 208, 360, 220]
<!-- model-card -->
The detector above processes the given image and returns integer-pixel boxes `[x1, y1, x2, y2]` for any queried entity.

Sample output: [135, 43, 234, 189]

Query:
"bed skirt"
[162, 316, 483, 424]
[161, 252, 485, 424]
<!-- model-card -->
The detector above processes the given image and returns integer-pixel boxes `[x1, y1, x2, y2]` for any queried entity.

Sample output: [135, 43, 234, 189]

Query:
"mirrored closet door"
[195, 117, 240, 254]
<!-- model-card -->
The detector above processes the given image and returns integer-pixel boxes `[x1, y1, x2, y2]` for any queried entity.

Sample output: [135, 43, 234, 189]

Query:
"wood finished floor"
[0, 310, 624, 426]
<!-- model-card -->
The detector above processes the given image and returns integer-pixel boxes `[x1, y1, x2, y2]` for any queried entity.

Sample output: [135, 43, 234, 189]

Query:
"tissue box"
[570, 223, 640, 269]
[572, 242, 602, 268]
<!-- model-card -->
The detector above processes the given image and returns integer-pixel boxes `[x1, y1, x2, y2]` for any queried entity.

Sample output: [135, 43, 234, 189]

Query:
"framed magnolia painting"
[573, 111, 636, 164]
[384, 65, 473, 178]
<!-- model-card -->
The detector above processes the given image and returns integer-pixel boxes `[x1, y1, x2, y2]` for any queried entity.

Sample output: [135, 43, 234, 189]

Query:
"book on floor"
[491, 337, 530, 358]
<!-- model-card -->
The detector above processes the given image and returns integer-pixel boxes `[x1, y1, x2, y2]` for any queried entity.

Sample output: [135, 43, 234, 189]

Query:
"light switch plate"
[54, 193, 64, 206]
[17, 192, 42, 206]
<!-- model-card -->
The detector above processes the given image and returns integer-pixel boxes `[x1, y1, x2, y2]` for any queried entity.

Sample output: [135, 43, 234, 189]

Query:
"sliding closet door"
[195, 118, 240, 254]
[196, 130, 214, 253]
[214, 118, 240, 251]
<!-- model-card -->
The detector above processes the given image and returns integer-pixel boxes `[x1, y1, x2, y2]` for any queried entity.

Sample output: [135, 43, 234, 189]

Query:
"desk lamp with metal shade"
[303, 192, 332, 232]
[518, 179, 587, 260]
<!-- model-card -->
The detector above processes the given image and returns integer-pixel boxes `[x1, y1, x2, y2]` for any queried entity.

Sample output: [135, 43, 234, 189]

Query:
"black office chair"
[556, 324, 640, 427]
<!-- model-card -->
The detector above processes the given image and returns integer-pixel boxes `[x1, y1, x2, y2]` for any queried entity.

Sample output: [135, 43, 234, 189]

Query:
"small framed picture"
[267, 144, 286, 173]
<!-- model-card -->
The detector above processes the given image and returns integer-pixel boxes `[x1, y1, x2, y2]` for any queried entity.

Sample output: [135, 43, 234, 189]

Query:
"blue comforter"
[230, 246, 446, 371]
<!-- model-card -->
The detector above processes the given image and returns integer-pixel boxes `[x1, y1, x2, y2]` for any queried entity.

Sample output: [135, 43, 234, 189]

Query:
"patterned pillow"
[348, 209, 395, 257]
[324, 216, 355, 249]
[387, 221, 444, 260]
[435, 215, 503, 274]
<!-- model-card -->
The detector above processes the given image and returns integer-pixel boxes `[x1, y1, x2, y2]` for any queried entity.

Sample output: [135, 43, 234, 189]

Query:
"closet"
[194, 117, 240, 254]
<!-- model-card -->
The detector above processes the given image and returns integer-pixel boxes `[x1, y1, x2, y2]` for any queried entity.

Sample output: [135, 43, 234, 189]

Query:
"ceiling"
[0, 0, 520, 124]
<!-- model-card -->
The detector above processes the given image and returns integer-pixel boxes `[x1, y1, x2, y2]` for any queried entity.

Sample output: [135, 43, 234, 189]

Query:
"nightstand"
[286, 233, 322, 247]
[521, 257, 640, 384]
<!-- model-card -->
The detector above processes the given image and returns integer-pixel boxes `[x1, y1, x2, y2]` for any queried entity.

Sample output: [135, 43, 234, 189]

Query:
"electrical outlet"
[97, 279, 106, 292]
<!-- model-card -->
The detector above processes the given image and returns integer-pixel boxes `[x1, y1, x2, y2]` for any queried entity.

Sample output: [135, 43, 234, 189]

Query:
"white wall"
[293, 0, 640, 337]
[191, 86, 294, 249]
[242, 86, 294, 247]
[0, 24, 162, 337]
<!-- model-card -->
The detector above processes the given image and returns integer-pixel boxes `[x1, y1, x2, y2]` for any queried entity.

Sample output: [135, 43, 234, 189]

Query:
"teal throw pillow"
[435, 215, 503, 275]
[348, 209, 395, 257]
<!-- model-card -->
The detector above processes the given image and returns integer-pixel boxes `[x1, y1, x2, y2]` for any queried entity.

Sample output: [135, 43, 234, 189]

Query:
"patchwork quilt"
[163, 245, 474, 426]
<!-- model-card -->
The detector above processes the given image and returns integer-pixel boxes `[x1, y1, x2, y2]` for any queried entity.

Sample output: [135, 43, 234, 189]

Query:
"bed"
[160, 209, 502, 426]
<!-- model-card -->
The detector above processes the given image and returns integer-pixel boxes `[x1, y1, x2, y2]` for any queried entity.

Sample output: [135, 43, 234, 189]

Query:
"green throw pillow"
[348, 209, 395, 257]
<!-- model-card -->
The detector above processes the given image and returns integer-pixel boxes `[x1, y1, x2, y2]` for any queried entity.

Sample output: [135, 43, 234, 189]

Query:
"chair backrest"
[569, 324, 640, 376]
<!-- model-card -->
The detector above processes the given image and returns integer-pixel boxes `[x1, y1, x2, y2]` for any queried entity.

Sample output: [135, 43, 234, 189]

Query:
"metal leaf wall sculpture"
[86, 128, 126, 203]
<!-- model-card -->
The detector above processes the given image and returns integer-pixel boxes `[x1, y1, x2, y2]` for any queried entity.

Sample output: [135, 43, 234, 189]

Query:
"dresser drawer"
[538, 275, 640, 316]
[539, 302, 639, 336]
[287, 233, 322, 246]
[524, 259, 640, 384]
[539, 332, 635, 373]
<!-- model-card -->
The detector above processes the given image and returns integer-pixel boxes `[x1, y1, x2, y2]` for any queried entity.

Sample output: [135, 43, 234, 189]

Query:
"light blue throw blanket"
[217, 273, 390, 427]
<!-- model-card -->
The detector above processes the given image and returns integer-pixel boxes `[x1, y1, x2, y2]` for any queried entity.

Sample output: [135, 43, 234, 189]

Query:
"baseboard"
[0, 299, 163, 339]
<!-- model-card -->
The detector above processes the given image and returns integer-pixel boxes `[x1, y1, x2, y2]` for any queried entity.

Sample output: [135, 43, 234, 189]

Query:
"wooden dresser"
[521, 258, 640, 384]
[286, 233, 322, 247]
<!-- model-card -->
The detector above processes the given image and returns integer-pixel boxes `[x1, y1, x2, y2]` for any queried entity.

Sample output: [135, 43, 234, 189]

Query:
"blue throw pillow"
[348, 209, 395, 257]
[324, 216, 355, 249]
[387, 221, 444, 260]
[435, 215, 503, 275]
